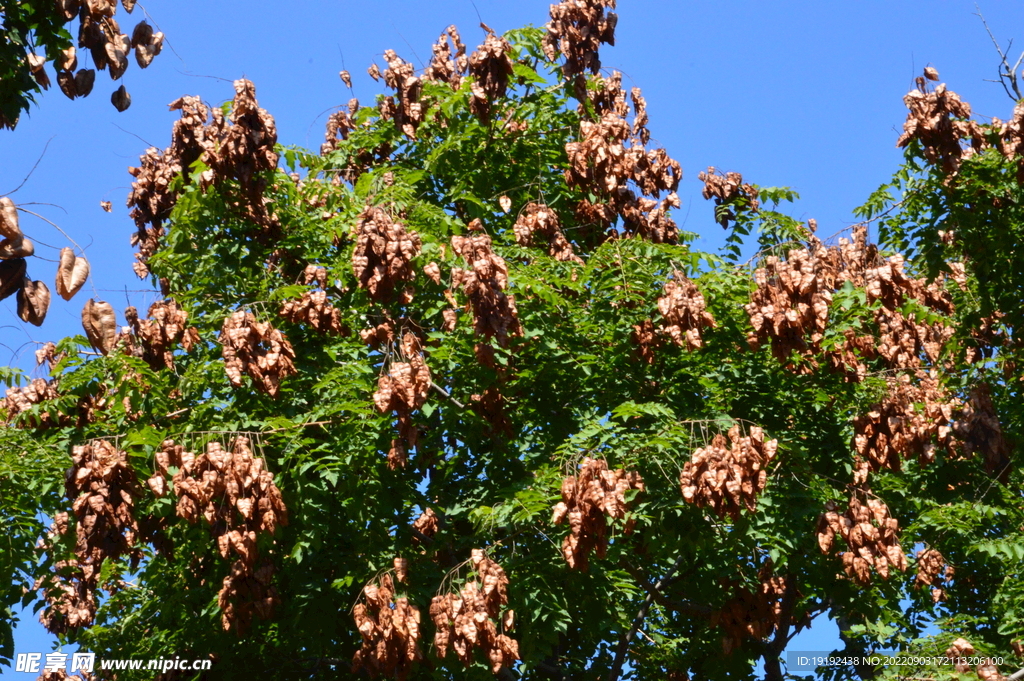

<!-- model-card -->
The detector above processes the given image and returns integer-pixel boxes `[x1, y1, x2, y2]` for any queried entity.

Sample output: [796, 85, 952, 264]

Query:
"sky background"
[3, 0, 1023, 677]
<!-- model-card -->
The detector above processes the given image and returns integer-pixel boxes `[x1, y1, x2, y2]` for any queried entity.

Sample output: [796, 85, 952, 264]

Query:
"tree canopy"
[2, 2, 1024, 680]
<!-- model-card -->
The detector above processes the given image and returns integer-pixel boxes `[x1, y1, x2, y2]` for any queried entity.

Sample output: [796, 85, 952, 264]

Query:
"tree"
[2, 1, 1023, 680]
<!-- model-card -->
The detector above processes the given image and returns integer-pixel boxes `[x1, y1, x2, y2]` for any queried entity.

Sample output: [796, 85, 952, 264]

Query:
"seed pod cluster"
[712, 571, 792, 655]
[745, 226, 955, 378]
[656, 271, 715, 350]
[320, 105, 357, 156]
[853, 375, 957, 474]
[943, 638, 1008, 680]
[429, 550, 519, 673]
[38, 441, 141, 634]
[0, 198, 58, 324]
[815, 495, 907, 586]
[3, 378, 60, 426]
[467, 29, 513, 122]
[66, 441, 141, 572]
[352, 573, 422, 679]
[543, 0, 617, 88]
[120, 299, 200, 370]
[552, 458, 644, 571]
[954, 384, 1012, 479]
[631, 319, 658, 364]
[450, 227, 522, 344]
[373, 333, 431, 468]
[424, 26, 468, 89]
[127, 81, 278, 277]
[679, 425, 777, 520]
[411, 507, 440, 542]
[914, 548, 954, 604]
[565, 73, 682, 244]
[352, 207, 422, 302]
[168, 437, 287, 632]
[512, 202, 582, 263]
[219, 311, 297, 397]
[378, 49, 424, 139]
[998, 101, 1024, 179]
[279, 268, 345, 335]
[897, 69, 986, 175]
[697, 167, 760, 230]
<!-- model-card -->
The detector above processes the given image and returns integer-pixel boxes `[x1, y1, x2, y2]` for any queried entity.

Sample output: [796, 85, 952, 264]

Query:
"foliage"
[2, 4, 1024, 681]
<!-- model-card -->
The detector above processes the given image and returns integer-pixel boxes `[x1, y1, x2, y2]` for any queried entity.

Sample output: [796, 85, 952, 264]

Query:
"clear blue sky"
[2, 0, 1022, 676]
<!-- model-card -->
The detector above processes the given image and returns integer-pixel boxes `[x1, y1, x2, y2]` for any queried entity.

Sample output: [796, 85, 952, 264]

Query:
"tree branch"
[606, 555, 687, 681]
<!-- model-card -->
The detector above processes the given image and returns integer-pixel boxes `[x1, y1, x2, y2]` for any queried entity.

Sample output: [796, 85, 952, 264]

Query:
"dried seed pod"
[339, 70, 352, 87]
[0, 258, 27, 301]
[55, 248, 91, 301]
[111, 84, 131, 112]
[0, 197, 21, 239]
[27, 53, 51, 89]
[81, 299, 117, 355]
[130, 20, 153, 47]
[17, 278, 50, 326]
[75, 69, 96, 97]
[57, 46, 78, 72]
[122, 0, 136, 11]
[57, 71, 78, 99]
[0, 236, 34, 259]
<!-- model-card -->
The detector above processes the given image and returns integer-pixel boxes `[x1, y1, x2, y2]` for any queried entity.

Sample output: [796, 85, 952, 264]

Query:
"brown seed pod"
[122, 0, 136, 11]
[130, 20, 153, 47]
[75, 69, 96, 97]
[111, 84, 131, 112]
[27, 53, 51, 89]
[0, 236, 34, 259]
[55, 248, 91, 301]
[58, 46, 78, 71]
[339, 70, 352, 87]
[57, 71, 78, 99]
[81, 299, 117, 355]
[17, 278, 50, 326]
[0, 258, 27, 301]
[0, 197, 21, 239]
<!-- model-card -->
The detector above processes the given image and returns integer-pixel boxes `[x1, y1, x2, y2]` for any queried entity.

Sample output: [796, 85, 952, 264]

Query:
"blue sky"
[3, 0, 1023, 677]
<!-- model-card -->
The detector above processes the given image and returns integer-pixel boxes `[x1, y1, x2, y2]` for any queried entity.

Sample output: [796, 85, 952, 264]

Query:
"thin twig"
[2, 136, 55, 197]
[430, 381, 465, 409]
[16, 207, 86, 255]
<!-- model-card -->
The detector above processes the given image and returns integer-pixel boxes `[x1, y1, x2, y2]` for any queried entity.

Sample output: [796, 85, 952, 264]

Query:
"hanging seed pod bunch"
[852, 374, 958, 475]
[351, 207, 422, 302]
[897, 68, 986, 175]
[127, 80, 278, 277]
[467, 28, 513, 122]
[378, 49, 425, 139]
[711, 570, 793, 655]
[512, 203, 582, 263]
[352, 572, 422, 679]
[279, 266, 345, 335]
[429, 550, 519, 674]
[954, 384, 1012, 479]
[411, 508, 440, 543]
[543, 0, 617, 91]
[914, 548, 955, 604]
[168, 437, 287, 631]
[565, 73, 682, 244]
[424, 26, 468, 89]
[219, 311, 297, 397]
[815, 495, 907, 586]
[697, 167, 760, 230]
[120, 299, 200, 370]
[679, 425, 777, 521]
[4, 377, 61, 426]
[373, 333, 431, 468]
[656, 271, 716, 350]
[943, 638, 1009, 680]
[0, 197, 58, 326]
[551, 457, 644, 571]
[450, 225, 522, 345]
[35, 514, 98, 635]
[66, 441, 141, 575]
